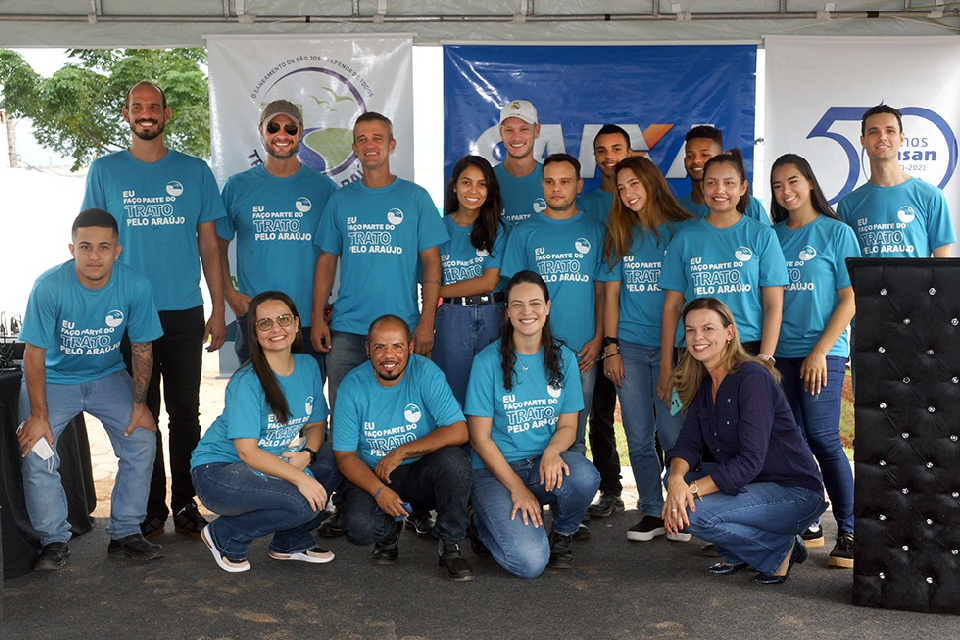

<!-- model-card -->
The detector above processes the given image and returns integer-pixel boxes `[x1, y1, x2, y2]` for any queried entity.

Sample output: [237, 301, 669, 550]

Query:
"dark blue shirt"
[666, 361, 823, 495]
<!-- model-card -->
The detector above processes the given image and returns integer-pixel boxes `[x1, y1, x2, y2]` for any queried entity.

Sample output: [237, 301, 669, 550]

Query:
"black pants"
[588, 369, 622, 495]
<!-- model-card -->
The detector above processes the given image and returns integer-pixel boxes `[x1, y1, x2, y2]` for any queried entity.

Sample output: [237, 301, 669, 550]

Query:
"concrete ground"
[3, 354, 956, 638]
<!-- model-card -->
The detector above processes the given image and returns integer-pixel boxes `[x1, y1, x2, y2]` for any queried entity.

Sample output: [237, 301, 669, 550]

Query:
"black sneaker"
[372, 527, 400, 564]
[587, 492, 625, 519]
[317, 510, 344, 539]
[626, 515, 666, 542]
[439, 541, 475, 582]
[35, 542, 70, 571]
[548, 531, 574, 569]
[828, 530, 854, 569]
[108, 533, 164, 560]
[173, 500, 207, 539]
[572, 522, 591, 541]
[466, 514, 491, 557]
[404, 510, 436, 539]
[801, 523, 825, 548]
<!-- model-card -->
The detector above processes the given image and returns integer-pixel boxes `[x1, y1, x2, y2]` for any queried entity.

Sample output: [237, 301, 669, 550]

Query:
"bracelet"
[600, 348, 621, 361]
[373, 486, 385, 499]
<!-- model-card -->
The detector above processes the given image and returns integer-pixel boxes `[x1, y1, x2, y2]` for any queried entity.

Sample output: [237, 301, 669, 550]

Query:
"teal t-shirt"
[332, 355, 465, 469]
[659, 216, 788, 344]
[440, 215, 508, 293]
[494, 162, 545, 227]
[500, 211, 606, 352]
[597, 221, 690, 347]
[20, 261, 162, 385]
[774, 215, 861, 358]
[678, 193, 770, 225]
[578, 188, 614, 225]
[218, 164, 337, 321]
[82, 149, 227, 311]
[464, 340, 583, 468]
[191, 354, 329, 470]
[837, 177, 955, 257]
[317, 177, 448, 335]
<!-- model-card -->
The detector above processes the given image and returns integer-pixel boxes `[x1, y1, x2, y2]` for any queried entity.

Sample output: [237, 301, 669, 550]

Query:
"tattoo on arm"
[130, 343, 153, 404]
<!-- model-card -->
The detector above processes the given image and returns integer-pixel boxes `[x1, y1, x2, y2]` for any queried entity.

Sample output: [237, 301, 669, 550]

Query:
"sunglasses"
[255, 314, 295, 332]
[265, 121, 299, 136]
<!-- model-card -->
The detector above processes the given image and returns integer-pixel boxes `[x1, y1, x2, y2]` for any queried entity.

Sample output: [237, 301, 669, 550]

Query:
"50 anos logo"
[807, 106, 958, 204]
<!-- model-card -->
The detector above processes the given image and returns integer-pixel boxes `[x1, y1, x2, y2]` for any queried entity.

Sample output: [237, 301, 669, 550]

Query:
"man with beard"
[332, 315, 474, 581]
[217, 100, 337, 368]
[83, 81, 227, 541]
[677, 125, 769, 223]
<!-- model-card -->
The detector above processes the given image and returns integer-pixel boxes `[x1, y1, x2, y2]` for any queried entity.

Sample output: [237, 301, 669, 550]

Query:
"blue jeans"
[471, 451, 600, 579]
[191, 442, 342, 562]
[686, 482, 826, 575]
[19, 371, 156, 545]
[235, 314, 326, 385]
[325, 331, 368, 418]
[775, 355, 853, 532]
[433, 301, 504, 407]
[572, 363, 596, 455]
[339, 446, 472, 546]
[617, 341, 685, 516]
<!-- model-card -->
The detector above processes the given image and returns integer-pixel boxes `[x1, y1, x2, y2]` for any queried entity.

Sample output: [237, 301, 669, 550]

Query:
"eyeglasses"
[255, 314, 295, 332]
[265, 121, 299, 136]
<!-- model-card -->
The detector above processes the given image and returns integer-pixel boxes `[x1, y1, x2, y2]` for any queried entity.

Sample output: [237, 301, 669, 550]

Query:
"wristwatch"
[303, 447, 318, 464]
[688, 482, 703, 501]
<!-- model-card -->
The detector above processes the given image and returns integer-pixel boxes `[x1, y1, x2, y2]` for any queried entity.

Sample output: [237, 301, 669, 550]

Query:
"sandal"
[141, 515, 167, 540]
[173, 501, 207, 539]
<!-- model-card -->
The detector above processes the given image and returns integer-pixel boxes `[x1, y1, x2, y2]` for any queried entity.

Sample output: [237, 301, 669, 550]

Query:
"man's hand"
[226, 290, 252, 318]
[374, 485, 409, 518]
[125, 401, 157, 436]
[17, 414, 54, 458]
[310, 319, 332, 353]
[204, 312, 226, 352]
[374, 449, 405, 484]
[411, 321, 435, 356]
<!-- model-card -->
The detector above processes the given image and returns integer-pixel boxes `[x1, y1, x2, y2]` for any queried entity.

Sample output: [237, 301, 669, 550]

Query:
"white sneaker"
[268, 547, 335, 564]
[666, 531, 692, 542]
[201, 526, 250, 573]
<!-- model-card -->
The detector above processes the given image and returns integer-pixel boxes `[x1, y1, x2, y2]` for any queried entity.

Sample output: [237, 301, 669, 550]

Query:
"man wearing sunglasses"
[82, 81, 228, 542]
[217, 100, 337, 374]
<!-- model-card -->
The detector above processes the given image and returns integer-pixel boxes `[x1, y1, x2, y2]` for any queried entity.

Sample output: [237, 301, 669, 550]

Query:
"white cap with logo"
[499, 100, 538, 125]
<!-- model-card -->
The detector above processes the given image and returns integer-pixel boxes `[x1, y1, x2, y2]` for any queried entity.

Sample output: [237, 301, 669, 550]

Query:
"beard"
[266, 140, 301, 160]
[131, 118, 165, 141]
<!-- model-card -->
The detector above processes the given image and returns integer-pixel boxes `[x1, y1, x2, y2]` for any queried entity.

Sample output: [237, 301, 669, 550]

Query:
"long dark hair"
[498, 271, 564, 392]
[245, 290, 303, 424]
[768, 154, 840, 224]
[444, 155, 505, 254]
[702, 148, 750, 214]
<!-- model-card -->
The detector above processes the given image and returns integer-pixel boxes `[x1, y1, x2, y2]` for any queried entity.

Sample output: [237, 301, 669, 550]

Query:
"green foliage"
[0, 48, 209, 170]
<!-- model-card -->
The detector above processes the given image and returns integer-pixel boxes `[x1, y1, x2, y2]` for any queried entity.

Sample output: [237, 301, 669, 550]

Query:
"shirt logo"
[533, 198, 546, 213]
[476, 247, 490, 257]
[546, 384, 562, 399]
[165, 181, 184, 197]
[798, 246, 817, 261]
[296, 197, 312, 213]
[734, 246, 753, 262]
[105, 310, 124, 328]
[403, 403, 422, 423]
[574, 238, 591, 254]
[387, 208, 404, 225]
[897, 206, 916, 224]
[305, 395, 314, 416]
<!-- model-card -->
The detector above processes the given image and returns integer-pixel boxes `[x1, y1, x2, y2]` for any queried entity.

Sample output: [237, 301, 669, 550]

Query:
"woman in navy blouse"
[662, 297, 825, 584]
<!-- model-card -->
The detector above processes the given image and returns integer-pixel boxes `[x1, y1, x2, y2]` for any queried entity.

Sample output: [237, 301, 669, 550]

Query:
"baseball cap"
[499, 100, 538, 125]
[259, 99, 302, 127]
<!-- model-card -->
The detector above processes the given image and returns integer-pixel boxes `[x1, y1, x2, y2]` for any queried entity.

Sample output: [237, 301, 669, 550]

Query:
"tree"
[0, 49, 41, 167]
[0, 48, 209, 171]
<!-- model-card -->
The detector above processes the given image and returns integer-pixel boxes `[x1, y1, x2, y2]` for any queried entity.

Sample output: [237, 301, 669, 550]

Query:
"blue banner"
[443, 44, 757, 198]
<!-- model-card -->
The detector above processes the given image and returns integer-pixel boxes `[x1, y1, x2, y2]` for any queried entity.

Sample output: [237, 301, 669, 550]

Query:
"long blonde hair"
[672, 297, 780, 408]
[603, 156, 692, 268]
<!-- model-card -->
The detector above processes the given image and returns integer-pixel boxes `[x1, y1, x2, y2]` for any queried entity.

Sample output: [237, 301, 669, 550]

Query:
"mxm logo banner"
[443, 44, 757, 198]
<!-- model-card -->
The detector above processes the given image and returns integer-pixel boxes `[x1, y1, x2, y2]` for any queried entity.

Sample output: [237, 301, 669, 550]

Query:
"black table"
[1, 368, 96, 580]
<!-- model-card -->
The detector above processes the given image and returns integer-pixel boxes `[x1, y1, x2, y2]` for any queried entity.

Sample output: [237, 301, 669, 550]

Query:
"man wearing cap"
[495, 100, 546, 227]
[218, 99, 338, 370]
[82, 80, 227, 541]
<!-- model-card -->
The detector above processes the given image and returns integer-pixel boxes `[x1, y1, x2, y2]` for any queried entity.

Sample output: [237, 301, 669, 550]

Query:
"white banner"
[764, 35, 960, 229]
[207, 34, 414, 187]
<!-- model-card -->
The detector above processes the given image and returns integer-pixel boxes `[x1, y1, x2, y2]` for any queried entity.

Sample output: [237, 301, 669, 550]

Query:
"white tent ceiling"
[0, 1, 957, 48]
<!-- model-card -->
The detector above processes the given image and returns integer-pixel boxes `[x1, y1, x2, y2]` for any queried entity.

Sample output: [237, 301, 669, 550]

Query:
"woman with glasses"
[191, 291, 341, 573]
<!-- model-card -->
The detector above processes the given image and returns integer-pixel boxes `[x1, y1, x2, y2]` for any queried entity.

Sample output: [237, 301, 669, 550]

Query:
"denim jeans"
[588, 370, 622, 495]
[571, 363, 596, 455]
[235, 313, 326, 385]
[617, 341, 685, 516]
[686, 482, 826, 575]
[191, 442, 342, 562]
[433, 301, 504, 407]
[471, 451, 600, 579]
[775, 355, 853, 532]
[325, 330, 368, 418]
[19, 371, 155, 545]
[339, 446, 471, 546]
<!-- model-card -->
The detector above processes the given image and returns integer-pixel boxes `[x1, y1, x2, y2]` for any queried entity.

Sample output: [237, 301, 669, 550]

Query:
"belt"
[442, 292, 506, 306]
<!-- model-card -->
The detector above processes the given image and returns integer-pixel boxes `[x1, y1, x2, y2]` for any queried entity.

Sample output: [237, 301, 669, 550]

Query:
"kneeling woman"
[191, 291, 341, 573]
[663, 297, 825, 584]
[465, 271, 600, 578]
